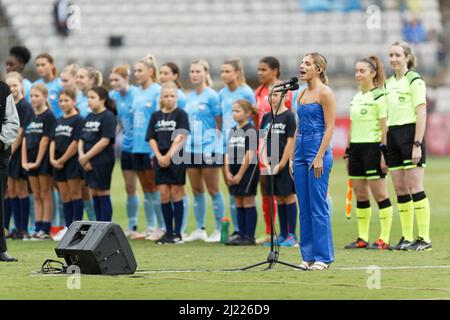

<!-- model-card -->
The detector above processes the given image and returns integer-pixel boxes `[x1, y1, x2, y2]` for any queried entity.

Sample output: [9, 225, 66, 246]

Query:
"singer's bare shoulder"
[318, 85, 336, 108]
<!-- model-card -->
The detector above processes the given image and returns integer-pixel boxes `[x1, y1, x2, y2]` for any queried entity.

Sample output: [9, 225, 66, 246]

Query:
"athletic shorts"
[348, 142, 386, 180]
[84, 161, 114, 190]
[120, 151, 134, 171]
[131, 153, 152, 171]
[386, 124, 426, 170]
[8, 150, 28, 180]
[53, 156, 84, 182]
[265, 165, 296, 195]
[154, 159, 186, 186]
[27, 149, 52, 177]
[185, 152, 224, 169]
[229, 164, 259, 196]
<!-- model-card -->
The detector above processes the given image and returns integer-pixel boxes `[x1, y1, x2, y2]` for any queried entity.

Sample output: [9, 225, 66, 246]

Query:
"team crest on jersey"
[360, 109, 368, 115]
[398, 96, 406, 103]
[145, 102, 152, 108]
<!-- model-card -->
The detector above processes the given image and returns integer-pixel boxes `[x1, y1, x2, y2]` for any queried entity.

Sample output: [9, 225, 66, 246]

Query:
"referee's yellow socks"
[413, 192, 431, 243]
[397, 195, 414, 242]
[378, 199, 393, 244]
[356, 201, 371, 242]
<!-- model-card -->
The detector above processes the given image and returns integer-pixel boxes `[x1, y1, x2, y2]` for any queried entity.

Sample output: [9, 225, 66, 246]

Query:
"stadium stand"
[0, 0, 444, 78]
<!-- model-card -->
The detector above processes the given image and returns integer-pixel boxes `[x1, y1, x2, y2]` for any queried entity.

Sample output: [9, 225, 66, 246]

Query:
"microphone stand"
[230, 84, 301, 271]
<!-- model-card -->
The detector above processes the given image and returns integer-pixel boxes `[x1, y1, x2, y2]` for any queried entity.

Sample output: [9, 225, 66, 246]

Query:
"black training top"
[53, 114, 84, 158]
[146, 108, 190, 153]
[25, 109, 57, 150]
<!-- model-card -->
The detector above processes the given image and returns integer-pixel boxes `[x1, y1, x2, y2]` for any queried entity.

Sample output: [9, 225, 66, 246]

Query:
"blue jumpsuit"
[293, 102, 334, 264]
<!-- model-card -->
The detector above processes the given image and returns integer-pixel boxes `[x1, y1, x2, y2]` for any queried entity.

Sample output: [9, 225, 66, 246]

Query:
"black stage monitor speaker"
[55, 221, 137, 275]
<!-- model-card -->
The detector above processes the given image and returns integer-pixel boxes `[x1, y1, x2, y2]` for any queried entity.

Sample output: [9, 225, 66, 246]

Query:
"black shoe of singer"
[0, 252, 18, 262]
[225, 235, 242, 246]
[235, 236, 256, 246]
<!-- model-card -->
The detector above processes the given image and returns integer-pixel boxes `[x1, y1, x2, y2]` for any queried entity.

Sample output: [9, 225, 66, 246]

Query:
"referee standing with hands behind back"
[0, 80, 20, 262]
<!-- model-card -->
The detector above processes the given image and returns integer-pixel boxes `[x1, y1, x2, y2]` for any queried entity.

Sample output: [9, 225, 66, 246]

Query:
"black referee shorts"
[386, 124, 426, 171]
[348, 142, 386, 180]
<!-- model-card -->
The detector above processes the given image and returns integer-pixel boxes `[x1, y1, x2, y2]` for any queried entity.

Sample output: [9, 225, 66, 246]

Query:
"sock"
[161, 203, 174, 235]
[286, 202, 298, 236]
[356, 201, 371, 242]
[126, 195, 139, 231]
[211, 192, 225, 231]
[98, 195, 113, 222]
[397, 195, 414, 242]
[173, 200, 184, 236]
[277, 203, 288, 238]
[4, 199, 12, 230]
[11, 198, 20, 231]
[19, 197, 30, 232]
[35, 221, 43, 233]
[378, 199, 393, 244]
[245, 207, 258, 239]
[42, 222, 51, 234]
[83, 199, 96, 221]
[193, 193, 206, 229]
[327, 195, 334, 217]
[29, 195, 35, 233]
[92, 196, 102, 221]
[72, 199, 84, 221]
[143, 192, 155, 229]
[52, 191, 61, 226]
[63, 202, 74, 227]
[58, 195, 65, 227]
[412, 192, 430, 243]
[151, 192, 165, 230]
[229, 197, 239, 232]
[237, 207, 246, 237]
[262, 195, 277, 235]
[180, 195, 189, 234]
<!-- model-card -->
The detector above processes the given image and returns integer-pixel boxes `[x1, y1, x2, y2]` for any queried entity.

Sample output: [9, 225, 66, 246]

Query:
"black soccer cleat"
[344, 238, 369, 249]
[155, 234, 175, 245]
[391, 237, 413, 251]
[409, 237, 432, 251]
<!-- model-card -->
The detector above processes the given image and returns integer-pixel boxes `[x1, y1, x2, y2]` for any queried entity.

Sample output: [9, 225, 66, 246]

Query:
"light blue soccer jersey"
[185, 87, 222, 154]
[76, 92, 90, 119]
[23, 78, 32, 104]
[109, 86, 136, 153]
[33, 78, 63, 118]
[131, 83, 161, 154]
[219, 84, 255, 148]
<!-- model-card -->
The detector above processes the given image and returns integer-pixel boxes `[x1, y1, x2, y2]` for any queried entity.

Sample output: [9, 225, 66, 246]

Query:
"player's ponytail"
[139, 54, 160, 83]
[82, 66, 103, 86]
[223, 58, 247, 85]
[89, 86, 117, 115]
[392, 41, 417, 70]
[359, 56, 386, 88]
[191, 59, 213, 87]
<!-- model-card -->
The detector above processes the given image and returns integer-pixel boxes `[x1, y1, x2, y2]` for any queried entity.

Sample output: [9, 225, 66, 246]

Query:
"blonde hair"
[31, 83, 50, 108]
[5, 72, 24, 97]
[191, 59, 213, 87]
[161, 81, 178, 94]
[392, 41, 417, 70]
[306, 52, 329, 85]
[138, 54, 159, 83]
[81, 66, 103, 86]
[223, 58, 247, 85]
[112, 64, 131, 79]
[62, 64, 79, 78]
[358, 56, 386, 88]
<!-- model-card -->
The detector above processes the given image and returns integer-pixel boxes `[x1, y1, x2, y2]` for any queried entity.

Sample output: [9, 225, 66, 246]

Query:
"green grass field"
[1, 158, 450, 300]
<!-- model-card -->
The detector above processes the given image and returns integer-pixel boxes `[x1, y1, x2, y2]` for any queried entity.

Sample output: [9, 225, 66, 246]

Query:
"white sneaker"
[205, 229, 221, 243]
[184, 229, 208, 242]
[130, 227, 154, 240]
[53, 227, 68, 242]
[145, 228, 165, 241]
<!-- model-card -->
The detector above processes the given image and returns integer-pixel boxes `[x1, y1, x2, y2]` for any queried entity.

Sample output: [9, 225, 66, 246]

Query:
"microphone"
[273, 77, 298, 88]
[274, 83, 299, 93]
